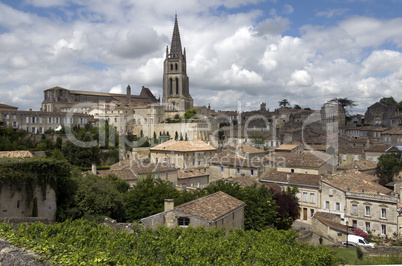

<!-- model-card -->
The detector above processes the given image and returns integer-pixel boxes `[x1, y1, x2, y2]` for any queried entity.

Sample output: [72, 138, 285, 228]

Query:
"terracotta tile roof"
[97, 169, 136, 181]
[275, 144, 300, 151]
[337, 160, 377, 171]
[338, 147, 365, 154]
[365, 144, 394, 152]
[175, 191, 246, 222]
[150, 140, 216, 152]
[261, 171, 321, 187]
[314, 215, 348, 233]
[274, 151, 333, 169]
[225, 176, 261, 187]
[314, 212, 341, 221]
[382, 126, 402, 135]
[0, 103, 18, 110]
[109, 160, 177, 174]
[323, 172, 391, 195]
[0, 150, 33, 158]
[178, 169, 208, 179]
[227, 143, 264, 154]
[210, 155, 270, 168]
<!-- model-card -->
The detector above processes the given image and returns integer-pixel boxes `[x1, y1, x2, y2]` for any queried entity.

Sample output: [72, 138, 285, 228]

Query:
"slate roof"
[0, 151, 33, 158]
[0, 103, 18, 110]
[261, 171, 321, 187]
[150, 140, 216, 152]
[323, 172, 392, 195]
[175, 191, 246, 222]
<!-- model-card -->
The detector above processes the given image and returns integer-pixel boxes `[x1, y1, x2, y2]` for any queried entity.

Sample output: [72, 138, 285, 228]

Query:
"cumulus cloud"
[0, 1, 401, 114]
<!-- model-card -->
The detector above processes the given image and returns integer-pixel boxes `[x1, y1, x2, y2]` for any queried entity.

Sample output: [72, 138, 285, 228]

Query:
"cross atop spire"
[169, 14, 183, 59]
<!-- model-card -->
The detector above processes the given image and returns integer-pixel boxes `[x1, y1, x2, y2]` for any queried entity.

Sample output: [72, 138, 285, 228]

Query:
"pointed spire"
[170, 14, 183, 59]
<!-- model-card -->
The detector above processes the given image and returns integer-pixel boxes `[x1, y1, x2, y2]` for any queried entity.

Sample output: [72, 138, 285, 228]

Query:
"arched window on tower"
[175, 63, 178, 70]
[169, 78, 173, 95]
[176, 78, 179, 95]
[170, 64, 173, 71]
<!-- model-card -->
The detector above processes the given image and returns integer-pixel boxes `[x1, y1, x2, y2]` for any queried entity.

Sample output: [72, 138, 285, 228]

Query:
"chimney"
[126, 85, 131, 102]
[91, 164, 97, 175]
[164, 199, 174, 212]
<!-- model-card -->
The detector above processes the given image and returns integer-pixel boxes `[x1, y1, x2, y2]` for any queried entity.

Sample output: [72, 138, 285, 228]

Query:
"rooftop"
[322, 172, 392, 195]
[150, 140, 216, 152]
[175, 191, 246, 222]
[261, 171, 321, 187]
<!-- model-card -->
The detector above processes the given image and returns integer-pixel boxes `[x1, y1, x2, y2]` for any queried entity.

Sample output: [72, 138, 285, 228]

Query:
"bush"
[353, 227, 368, 239]
[356, 246, 364, 260]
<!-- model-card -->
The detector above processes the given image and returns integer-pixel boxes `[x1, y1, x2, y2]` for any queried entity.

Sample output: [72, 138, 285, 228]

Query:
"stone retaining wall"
[0, 237, 46, 266]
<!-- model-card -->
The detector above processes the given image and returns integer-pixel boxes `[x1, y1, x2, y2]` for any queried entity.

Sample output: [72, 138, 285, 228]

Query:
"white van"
[347, 235, 375, 248]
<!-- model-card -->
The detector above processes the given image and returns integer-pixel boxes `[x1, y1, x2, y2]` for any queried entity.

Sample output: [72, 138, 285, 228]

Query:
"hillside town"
[1, 14, 402, 264]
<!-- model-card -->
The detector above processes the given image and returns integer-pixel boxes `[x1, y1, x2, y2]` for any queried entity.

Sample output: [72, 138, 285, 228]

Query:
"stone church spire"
[169, 14, 183, 59]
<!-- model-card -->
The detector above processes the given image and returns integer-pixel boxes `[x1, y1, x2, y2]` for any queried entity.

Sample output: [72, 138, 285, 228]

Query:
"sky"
[0, 0, 402, 114]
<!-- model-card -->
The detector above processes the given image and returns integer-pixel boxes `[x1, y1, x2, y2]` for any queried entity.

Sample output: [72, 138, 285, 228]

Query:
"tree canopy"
[379, 96, 397, 106]
[278, 99, 290, 108]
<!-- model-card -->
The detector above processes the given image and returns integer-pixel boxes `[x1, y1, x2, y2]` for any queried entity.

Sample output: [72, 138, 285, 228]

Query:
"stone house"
[312, 212, 349, 243]
[339, 126, 387, 141]
[138, 191, 246, 230]
[150, 140, 216, 172]
[177, 169, 209, 189]
[338, 147, 365, 166]
[0, 108, 93, 134]
[321, 172, 398, 238]
[261, 171, 321, 224]
[274, 151, 336, 176]
[364, 102, 401, 127]
[98, 160, 178, 187]
[381, 126, 402, 146]
[337, 160, 378, 176]
[364, 144, 399, 163]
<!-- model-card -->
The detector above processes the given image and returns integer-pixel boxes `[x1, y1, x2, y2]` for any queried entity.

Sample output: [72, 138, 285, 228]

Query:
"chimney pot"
[164, 199, 174, 212]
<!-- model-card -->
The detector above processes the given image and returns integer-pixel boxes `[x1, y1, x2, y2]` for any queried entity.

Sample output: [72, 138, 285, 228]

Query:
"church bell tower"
[162, 15, 193, 112]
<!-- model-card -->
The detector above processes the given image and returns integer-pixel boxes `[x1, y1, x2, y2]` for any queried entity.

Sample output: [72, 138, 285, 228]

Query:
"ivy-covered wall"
[0, 159, 71, 221]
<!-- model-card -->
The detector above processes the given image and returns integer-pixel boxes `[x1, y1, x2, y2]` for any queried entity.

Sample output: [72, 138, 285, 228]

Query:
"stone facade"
[0, 109, 93, 134]
[0, 185, 56, 222]
[162, 15, 193, 113]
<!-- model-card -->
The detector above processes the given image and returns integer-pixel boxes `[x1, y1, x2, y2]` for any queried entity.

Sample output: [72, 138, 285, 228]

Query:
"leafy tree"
[51, 149, 65, 161]
[327, 97, 356, 116]
[377, 153, 401, 183]
[62, 130, 101, 167]
[58, 173, 126, 222]
[55, 136, 63, 150]
[294, 104, 302, 109]
[398, 101, 402, 111]
[203, 180, 278, 231]
[125, 175, 182, 222]
[273, 186, 300, 230]
[250, 133, 266, 144]
[278, 99, 290, 108]
[179, 132, 183, 141]
[379, 96, 397, 106]
[175, 131, 178, 140]
[174, 114, 180, 120]
[184, 109, 197, 120]
[105, 174, 130, 193]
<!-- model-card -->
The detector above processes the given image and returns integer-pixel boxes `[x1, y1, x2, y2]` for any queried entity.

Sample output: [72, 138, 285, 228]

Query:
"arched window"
[176, 78, 179, 95]
[175, 63, 178, 70]
[172, 102, 176, 110]
[170, 64, 173, 70]
[169, 78, 173, 95]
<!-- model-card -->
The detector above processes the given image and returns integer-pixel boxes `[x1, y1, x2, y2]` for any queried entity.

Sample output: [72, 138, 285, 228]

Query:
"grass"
[332, 246, 402, 265]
